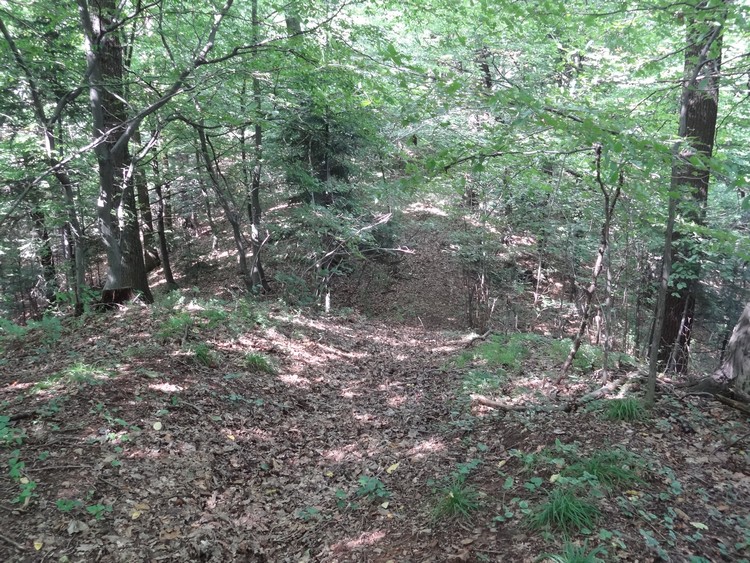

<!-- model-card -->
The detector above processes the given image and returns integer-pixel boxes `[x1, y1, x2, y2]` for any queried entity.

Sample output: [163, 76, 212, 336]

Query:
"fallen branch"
[465, 330, 491, 348]
[713, 394, 750, 416]
[471, 395, 570, 413]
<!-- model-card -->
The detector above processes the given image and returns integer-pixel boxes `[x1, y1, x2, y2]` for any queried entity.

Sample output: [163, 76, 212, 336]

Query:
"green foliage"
[86, 503, 113, 520]
[456, 334, 530, 373]
[562, 449, 643, 490]
[56, 498, 83, 513]
[192, 343, 216, 367]
[8, 449, 36, 505]
[0, 318, 27, 340]
[462, 369, 506, 394]
[432, 477, 481, 520]
[605, 398, 646, 422]
[0, 416, 25, 446]
[536, 541, 606, 563]
[530, 488, 600, 535]
[296, 506, 322, 521]
[158, 312, 192, 340]
[244, 352, 276, 374]
[355, 475, 390, 501]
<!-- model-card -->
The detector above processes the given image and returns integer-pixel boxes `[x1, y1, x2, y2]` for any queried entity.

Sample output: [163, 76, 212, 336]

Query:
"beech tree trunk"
[714, 303, 750, 396]
[658, 2, 723, 373]
[78, 0, 153, 304]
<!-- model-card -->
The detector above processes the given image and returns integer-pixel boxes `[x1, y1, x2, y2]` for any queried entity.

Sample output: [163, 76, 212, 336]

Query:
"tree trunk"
[79, 0, 153, 304]
[657, 2, 723, 373]
[714, 303, 750, 396]
[248, 0, 270, 292]
[558, 147, 621, 382]
[151, 146, 178, 291]
[30, 207, 57, 303]
[133, 132, 160, 273]
[196, 126, 252, 290]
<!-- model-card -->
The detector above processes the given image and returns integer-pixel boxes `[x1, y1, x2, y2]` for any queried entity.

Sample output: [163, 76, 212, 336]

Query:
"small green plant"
[86, 503, 113, 520]
[462, 369, 505, 394]
[192, 343, 216, 366]
[244, 352, 276, 374]
[530, 488, 600, 535]
[563, 449, 642, 490]
[0, 416, 25, 446]
[8, 450, 36, 505]
[355, 475, 390, 501]
[535, 541, 606, 563]
[199, 300, 229, 326]
[296, 506, 322, 521]
[56, 498, 83, 512]
[433, 477, 481, 520]
[606, 398, 646, 421]
[158, 312, 192, 340]
[0, 318, 28, 340]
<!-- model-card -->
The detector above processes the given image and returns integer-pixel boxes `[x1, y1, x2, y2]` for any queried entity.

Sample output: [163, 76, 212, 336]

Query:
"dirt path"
[0, 309, 491, 562]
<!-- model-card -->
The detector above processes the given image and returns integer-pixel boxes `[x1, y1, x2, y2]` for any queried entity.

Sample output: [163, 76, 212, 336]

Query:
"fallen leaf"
[386, 462, 400, 474]
[153, 421, 162, 431]
[131, 510, 142, 520]
[67, 520, 89, 535]
[674, 508, 689, 521]
[691, 522, 708, 530]
[34, 540, 43, 551]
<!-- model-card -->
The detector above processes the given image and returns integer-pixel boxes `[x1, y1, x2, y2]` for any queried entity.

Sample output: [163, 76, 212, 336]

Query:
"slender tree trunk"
[30, 207, 57, 303]
[196, 126, 252, 290]
[558, 147, 621, 383]
[0, 17, 88, 313]
[248, 0, 270, 291]
[657, 1, 724, 373]
[150, 145, 178, 290]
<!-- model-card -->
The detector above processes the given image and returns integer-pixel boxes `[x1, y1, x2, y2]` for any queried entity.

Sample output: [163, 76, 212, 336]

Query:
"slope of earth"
[1, 302, 749, 562]
[0, 203, 748, 562]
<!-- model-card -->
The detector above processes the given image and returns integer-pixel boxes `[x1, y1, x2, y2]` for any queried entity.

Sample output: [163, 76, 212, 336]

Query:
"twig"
[0, 531, 27, 551]
[714, 430, 750, 453]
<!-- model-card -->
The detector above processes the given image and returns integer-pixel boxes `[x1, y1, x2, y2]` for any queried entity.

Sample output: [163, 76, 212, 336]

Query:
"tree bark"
[657, 2, 724, 373]
[714, 302, 750, 396]
[78, 0, 153, 304]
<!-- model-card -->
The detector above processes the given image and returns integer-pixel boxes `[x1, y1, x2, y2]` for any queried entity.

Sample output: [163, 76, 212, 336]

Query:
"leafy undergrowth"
[0, 296, 749, 562]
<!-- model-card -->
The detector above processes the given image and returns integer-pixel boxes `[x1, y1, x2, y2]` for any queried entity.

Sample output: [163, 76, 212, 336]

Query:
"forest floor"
[0, 206, 749, 562]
